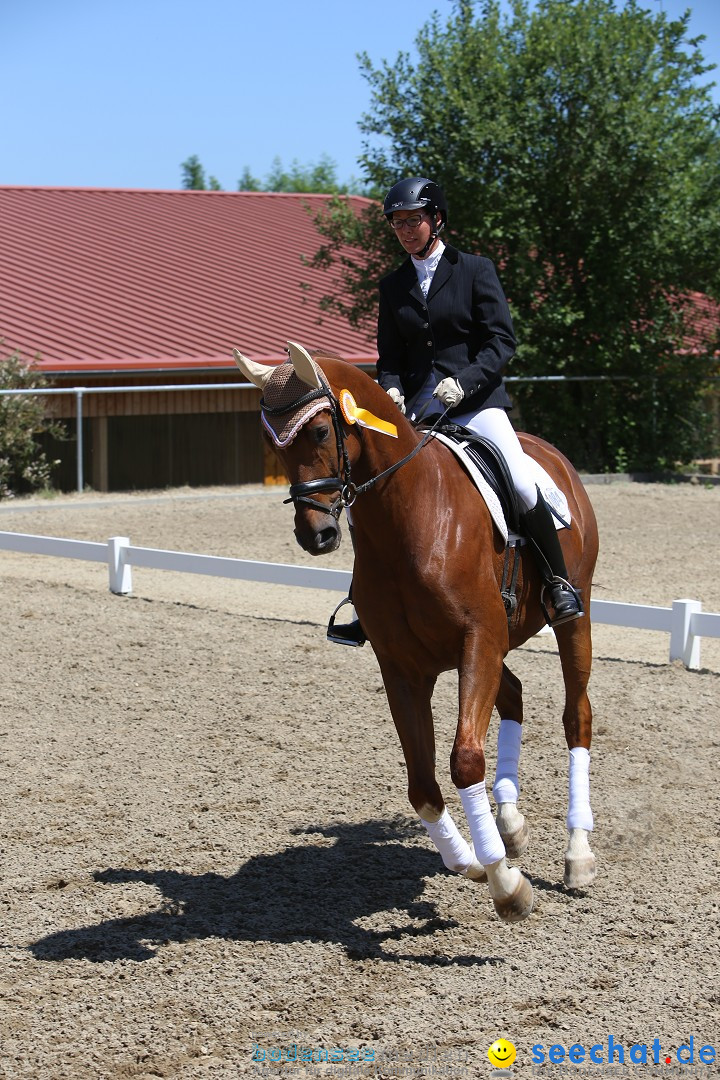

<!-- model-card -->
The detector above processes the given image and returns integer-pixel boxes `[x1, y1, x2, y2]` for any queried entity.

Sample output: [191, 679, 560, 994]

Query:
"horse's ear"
[232, 349, 275, 389]
[287, 341, 323, 390]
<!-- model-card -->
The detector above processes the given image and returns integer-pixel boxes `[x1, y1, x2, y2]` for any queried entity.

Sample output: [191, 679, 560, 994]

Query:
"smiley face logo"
[488, 1039, 517, 1068]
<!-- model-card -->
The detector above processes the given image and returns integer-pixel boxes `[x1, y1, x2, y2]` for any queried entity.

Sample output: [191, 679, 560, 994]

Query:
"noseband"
[262, 377, 449, 518]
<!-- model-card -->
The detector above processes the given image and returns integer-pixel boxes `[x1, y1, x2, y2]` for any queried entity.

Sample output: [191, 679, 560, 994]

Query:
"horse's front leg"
[377, 659, 487, 883]
[555, 620, 597, 890]
[453, 635, 534, 923]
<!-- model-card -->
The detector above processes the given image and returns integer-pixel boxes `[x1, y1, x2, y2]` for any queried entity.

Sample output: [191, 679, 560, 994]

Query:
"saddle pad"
[431, 432, 508, 540]
[431, 432, 571, 541]
[527, 457, 572, 527]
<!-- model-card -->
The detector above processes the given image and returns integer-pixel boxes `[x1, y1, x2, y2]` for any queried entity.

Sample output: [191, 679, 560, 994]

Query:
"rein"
[267, 379, 450, 518]
[346, 408, 449, 499]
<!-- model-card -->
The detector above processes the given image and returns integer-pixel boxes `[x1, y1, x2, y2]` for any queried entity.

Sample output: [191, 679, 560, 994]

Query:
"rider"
[328, 176, 583, 646]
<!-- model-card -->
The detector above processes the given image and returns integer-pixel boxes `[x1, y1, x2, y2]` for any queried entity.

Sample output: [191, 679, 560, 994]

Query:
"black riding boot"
[327, 591, 366, 646]
[520, 490, 584, 627]
[327, 525, 366, 647]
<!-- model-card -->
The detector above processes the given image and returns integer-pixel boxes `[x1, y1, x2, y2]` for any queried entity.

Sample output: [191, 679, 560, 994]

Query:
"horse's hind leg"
[492, 664, 529, 859]
[555, 619, 597, 889]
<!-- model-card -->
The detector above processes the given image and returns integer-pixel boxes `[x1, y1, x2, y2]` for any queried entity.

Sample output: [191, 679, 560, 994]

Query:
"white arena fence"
[1, 529, 719, 671]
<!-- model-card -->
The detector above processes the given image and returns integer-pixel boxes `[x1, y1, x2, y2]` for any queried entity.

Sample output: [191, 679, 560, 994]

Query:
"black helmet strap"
[416, 216, 445, 259]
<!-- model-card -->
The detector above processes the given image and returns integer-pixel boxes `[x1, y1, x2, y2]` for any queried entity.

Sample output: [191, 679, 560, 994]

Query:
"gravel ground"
[0, 479, 718, 1080]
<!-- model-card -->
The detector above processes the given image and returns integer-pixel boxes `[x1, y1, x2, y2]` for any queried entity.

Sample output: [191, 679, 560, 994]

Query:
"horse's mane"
[310, 351, 422, 448]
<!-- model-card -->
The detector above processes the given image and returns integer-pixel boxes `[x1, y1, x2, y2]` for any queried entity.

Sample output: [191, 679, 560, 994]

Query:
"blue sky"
[3, 0, 719, 191]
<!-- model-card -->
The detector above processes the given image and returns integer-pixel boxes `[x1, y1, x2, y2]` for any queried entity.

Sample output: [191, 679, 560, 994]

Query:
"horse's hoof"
[564, 852, 597, 890]
[499, 818, 529, 860]
[492, 872, 534, 923]
[464, 858, 488, 883]
[495, 804, 530, 860]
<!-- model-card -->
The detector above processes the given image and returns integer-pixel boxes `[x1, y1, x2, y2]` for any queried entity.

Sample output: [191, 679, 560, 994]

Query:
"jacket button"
[423, 322, 429, 329]
[426, 340, 432, 346]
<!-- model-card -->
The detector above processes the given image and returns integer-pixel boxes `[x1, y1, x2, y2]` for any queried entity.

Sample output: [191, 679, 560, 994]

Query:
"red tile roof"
[680, 291, 720, 357]
[0, 187, 377, 375]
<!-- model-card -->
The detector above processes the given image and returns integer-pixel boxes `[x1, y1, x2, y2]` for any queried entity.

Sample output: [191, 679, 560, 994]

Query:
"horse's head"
[233, 342, 361, 555]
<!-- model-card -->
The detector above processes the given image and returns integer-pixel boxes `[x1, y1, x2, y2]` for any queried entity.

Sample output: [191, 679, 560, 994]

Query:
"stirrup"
[540, 576, 584, 628]
[327, 597, 366, 647]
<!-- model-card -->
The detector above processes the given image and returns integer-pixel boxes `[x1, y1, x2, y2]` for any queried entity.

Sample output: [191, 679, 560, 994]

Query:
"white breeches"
[410, 375, 538, 510]
[457, 408, 538, 511]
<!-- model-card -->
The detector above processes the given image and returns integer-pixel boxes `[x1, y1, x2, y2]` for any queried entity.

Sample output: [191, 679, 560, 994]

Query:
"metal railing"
[0, 381, 257, 492]
[1, 374, 718, 491]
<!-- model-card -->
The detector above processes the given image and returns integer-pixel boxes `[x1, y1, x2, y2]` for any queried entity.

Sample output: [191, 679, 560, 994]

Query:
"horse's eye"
[313, 423, 330, 444]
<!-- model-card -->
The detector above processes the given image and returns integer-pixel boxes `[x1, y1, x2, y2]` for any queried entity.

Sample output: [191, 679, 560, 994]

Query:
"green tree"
[237, 166, 262, 191]
[181, 154, 223, 190]
[185, 153, 366, 193]
[311, 0, 720, 471]
[0, 351, 64, 499]
[260, 154, 353, 194]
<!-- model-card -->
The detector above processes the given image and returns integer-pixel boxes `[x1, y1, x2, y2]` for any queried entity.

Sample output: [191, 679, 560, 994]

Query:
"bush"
[0, 351, 64, 499]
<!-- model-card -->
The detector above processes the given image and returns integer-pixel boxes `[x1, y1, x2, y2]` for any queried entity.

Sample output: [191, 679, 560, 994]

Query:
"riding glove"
[433, 377, 464, 408]
[386, 387, 406, 414]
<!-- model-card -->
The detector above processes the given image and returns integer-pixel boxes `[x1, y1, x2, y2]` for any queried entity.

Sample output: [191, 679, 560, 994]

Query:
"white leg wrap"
[420, 807, 475, 874]
[459, 782, 506, 866]
[567, 746, 594, 831]
[492, 718, 522, 804]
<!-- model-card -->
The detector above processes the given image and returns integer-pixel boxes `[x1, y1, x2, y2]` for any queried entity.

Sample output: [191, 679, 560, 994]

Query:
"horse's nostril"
[294, 523, 339, 553]
[318, 526, 338, 549]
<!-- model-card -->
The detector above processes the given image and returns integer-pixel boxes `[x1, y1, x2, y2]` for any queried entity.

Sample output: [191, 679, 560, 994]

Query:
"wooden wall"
[39, 382, 269, 492]
[41, 411, 264, 492]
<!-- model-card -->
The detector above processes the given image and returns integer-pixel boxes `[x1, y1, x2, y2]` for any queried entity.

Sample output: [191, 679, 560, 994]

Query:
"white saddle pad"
[431, 431, 571, 543]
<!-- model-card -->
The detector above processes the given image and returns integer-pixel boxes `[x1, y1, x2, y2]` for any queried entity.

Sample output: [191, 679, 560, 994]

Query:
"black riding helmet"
[383, 177, 447, 257]
[383, 177, 448, 227]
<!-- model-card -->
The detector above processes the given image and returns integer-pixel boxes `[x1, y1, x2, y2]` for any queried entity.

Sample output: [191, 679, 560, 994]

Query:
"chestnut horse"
[234, 342, 599, 923]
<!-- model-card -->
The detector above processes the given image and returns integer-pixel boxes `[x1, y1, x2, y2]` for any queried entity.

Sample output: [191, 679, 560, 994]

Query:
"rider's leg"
[459, 408, 583, 625]
[520, 489, 583, 623]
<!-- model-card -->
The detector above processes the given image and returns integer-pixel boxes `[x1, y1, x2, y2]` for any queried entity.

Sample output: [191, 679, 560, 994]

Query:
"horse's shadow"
[30, 818, 503, 967]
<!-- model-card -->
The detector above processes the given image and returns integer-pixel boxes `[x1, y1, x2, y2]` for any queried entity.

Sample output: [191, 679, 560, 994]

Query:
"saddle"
[418, 419, 524, 619]
[418, 420, 521, 534]
[416, 420, 573, 621]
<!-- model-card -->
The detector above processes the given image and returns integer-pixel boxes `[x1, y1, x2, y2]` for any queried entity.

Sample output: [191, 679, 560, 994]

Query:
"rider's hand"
[387, 387, 406, 414]
[433, 377, 464, 408]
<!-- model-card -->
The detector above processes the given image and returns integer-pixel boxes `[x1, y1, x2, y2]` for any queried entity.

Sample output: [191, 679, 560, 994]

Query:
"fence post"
[76, 389, 84, 493]
[669, 599, 702, 670]
[108, 536, 132, 595]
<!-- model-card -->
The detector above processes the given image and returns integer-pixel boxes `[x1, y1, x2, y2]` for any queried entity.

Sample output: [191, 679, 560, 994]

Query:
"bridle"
[261, 376, 450, 520]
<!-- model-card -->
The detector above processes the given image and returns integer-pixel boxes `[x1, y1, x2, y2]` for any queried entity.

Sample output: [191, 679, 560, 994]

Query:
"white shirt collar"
[412, 240, 445, 269]
[412, 240, 445, 296]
